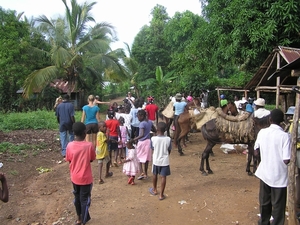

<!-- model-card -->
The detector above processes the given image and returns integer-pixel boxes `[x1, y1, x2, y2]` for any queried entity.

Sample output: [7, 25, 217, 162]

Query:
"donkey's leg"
[200, 149, 208, 176]
[200, 143, 215, 175]
[177, 130, 185, 156]
[249, 143, 260, 175]
[206, 143, 215, 174]
[166, 118, 173, 137]
[246, 144, 254, 176]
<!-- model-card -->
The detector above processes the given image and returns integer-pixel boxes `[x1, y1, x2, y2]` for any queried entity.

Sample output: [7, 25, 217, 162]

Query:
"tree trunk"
[287, 77, 300, 225]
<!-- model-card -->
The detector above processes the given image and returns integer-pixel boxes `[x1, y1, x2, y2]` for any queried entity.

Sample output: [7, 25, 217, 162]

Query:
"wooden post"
[276, 76, 280, 108]
[217, 88, 220, 107]
[288, 77, 300, 225]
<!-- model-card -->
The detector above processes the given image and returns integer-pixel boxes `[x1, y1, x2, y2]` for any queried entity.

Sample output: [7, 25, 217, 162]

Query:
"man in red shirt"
[145, 96, 159, 128]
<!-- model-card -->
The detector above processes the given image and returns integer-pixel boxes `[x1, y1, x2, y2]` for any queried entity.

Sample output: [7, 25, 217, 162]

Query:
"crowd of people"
[50, 91, 296, 225]
[54, 92, 170, 225]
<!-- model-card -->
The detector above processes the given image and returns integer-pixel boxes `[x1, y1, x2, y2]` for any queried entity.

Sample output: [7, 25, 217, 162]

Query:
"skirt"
[136, 139, 151, 163]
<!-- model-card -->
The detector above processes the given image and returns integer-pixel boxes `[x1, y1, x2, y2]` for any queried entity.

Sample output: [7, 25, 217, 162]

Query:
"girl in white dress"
[123, 140, 140, 185]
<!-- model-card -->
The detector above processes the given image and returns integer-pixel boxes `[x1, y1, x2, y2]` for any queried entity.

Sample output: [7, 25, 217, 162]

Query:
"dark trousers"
[258, 180, 287, 225]
[73, 183, 93, 224]
[131, 126, 139, 139]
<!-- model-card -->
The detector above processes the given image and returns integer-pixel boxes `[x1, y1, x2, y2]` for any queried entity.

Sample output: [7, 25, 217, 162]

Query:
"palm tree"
[122, 42, 140, 97]
[23, 0, 127, 98]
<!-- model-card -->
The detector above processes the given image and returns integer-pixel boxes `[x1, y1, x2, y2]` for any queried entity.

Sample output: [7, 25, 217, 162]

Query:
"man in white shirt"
[126, 92, 135, 108]
[254, 109, 291, 225]
[254, 98, 270, 118]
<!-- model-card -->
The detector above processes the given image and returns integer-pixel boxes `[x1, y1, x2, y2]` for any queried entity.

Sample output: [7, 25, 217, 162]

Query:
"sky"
[0, 0, 202, 50]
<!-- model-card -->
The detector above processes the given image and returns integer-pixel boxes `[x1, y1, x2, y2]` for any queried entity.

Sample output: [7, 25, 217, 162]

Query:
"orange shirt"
[65, 141, 96, 185]
[105, 119, 120, 137]
[145, 103, 158, 120]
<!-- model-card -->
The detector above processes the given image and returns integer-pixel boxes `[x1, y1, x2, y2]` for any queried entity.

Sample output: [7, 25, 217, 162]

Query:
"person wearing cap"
[220, 94, 228, 107]
[173, 93, 188, 146]
[253, 98, 270, 118]
[254, 109, 291, 225]
[237, 97, 254, 118]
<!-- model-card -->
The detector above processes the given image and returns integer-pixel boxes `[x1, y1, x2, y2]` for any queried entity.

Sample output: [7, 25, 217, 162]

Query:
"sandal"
[149, 187, 158, 196]
[137, 173, 145, 180]
[75, 221, 81, 225]
[105, 172, 113, 178]
[99, 179, 104, 184]
[159, 195, 166, 200]
[128, 176, 134, 184]
[113, 161, 118, 167]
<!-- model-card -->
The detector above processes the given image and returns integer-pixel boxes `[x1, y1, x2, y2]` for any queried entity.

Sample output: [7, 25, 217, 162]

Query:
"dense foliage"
[0, 0, 300, 110]
[0, 8, 51, 111]
[131, 1, 300, 106]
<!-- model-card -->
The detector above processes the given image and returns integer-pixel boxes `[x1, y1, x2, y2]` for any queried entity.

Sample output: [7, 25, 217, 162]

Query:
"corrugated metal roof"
[244, 46, 300, 91]
[16, 79, 79, 94]
[50, 79, 78, 93]
[279, 46, 300, 64]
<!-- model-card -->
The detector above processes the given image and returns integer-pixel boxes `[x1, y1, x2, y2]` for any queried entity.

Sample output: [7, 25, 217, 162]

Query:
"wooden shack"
[244, 46, 300, 112]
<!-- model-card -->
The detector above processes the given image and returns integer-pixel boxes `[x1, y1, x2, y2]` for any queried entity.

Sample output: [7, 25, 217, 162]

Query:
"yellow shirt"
[96, 131, 109, 159]
[288, 120, 300, 149]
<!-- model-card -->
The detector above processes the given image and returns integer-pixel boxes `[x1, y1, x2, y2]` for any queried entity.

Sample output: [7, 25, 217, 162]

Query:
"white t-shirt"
[151, 135, 172, 166]
[254, 108, 270, 118]
[254, 124, 291, 187]
[126, 96, 135, 107]
[115, 112, 132, 131]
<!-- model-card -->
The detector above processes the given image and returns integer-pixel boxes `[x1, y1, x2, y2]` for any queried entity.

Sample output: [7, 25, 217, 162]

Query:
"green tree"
[164, 11, 216, 94]
[131, 4, 171, 95]
[23, 0, 127, 98]
[154, 66, 176, 107]
[121, 43, 140, 97]
[200, 0, 300, 71]
[0, 7, 51, 111]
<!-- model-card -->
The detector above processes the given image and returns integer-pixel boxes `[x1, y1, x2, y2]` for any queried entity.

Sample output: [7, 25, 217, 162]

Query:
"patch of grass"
[9, 170, 19, 176]
[265, 104, 276, 111]
[0, 142, 44, 155]
[0, 110, 58, 131]
[0, 110, 87, 132]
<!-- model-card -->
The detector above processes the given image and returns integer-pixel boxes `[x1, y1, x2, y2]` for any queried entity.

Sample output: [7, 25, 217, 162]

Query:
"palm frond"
[51, 46, 73, 68]
[23, 66, 60, 98]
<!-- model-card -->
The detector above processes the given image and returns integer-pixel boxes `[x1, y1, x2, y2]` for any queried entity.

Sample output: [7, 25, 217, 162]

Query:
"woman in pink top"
[66, 122, 96, 225]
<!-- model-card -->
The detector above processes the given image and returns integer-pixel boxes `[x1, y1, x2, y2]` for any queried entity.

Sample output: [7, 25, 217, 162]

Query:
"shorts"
[86, 123, 99, 134]
[109, 136, 118, 151]
[152, 165, 171, 176]
[98, 155, 110, 164]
